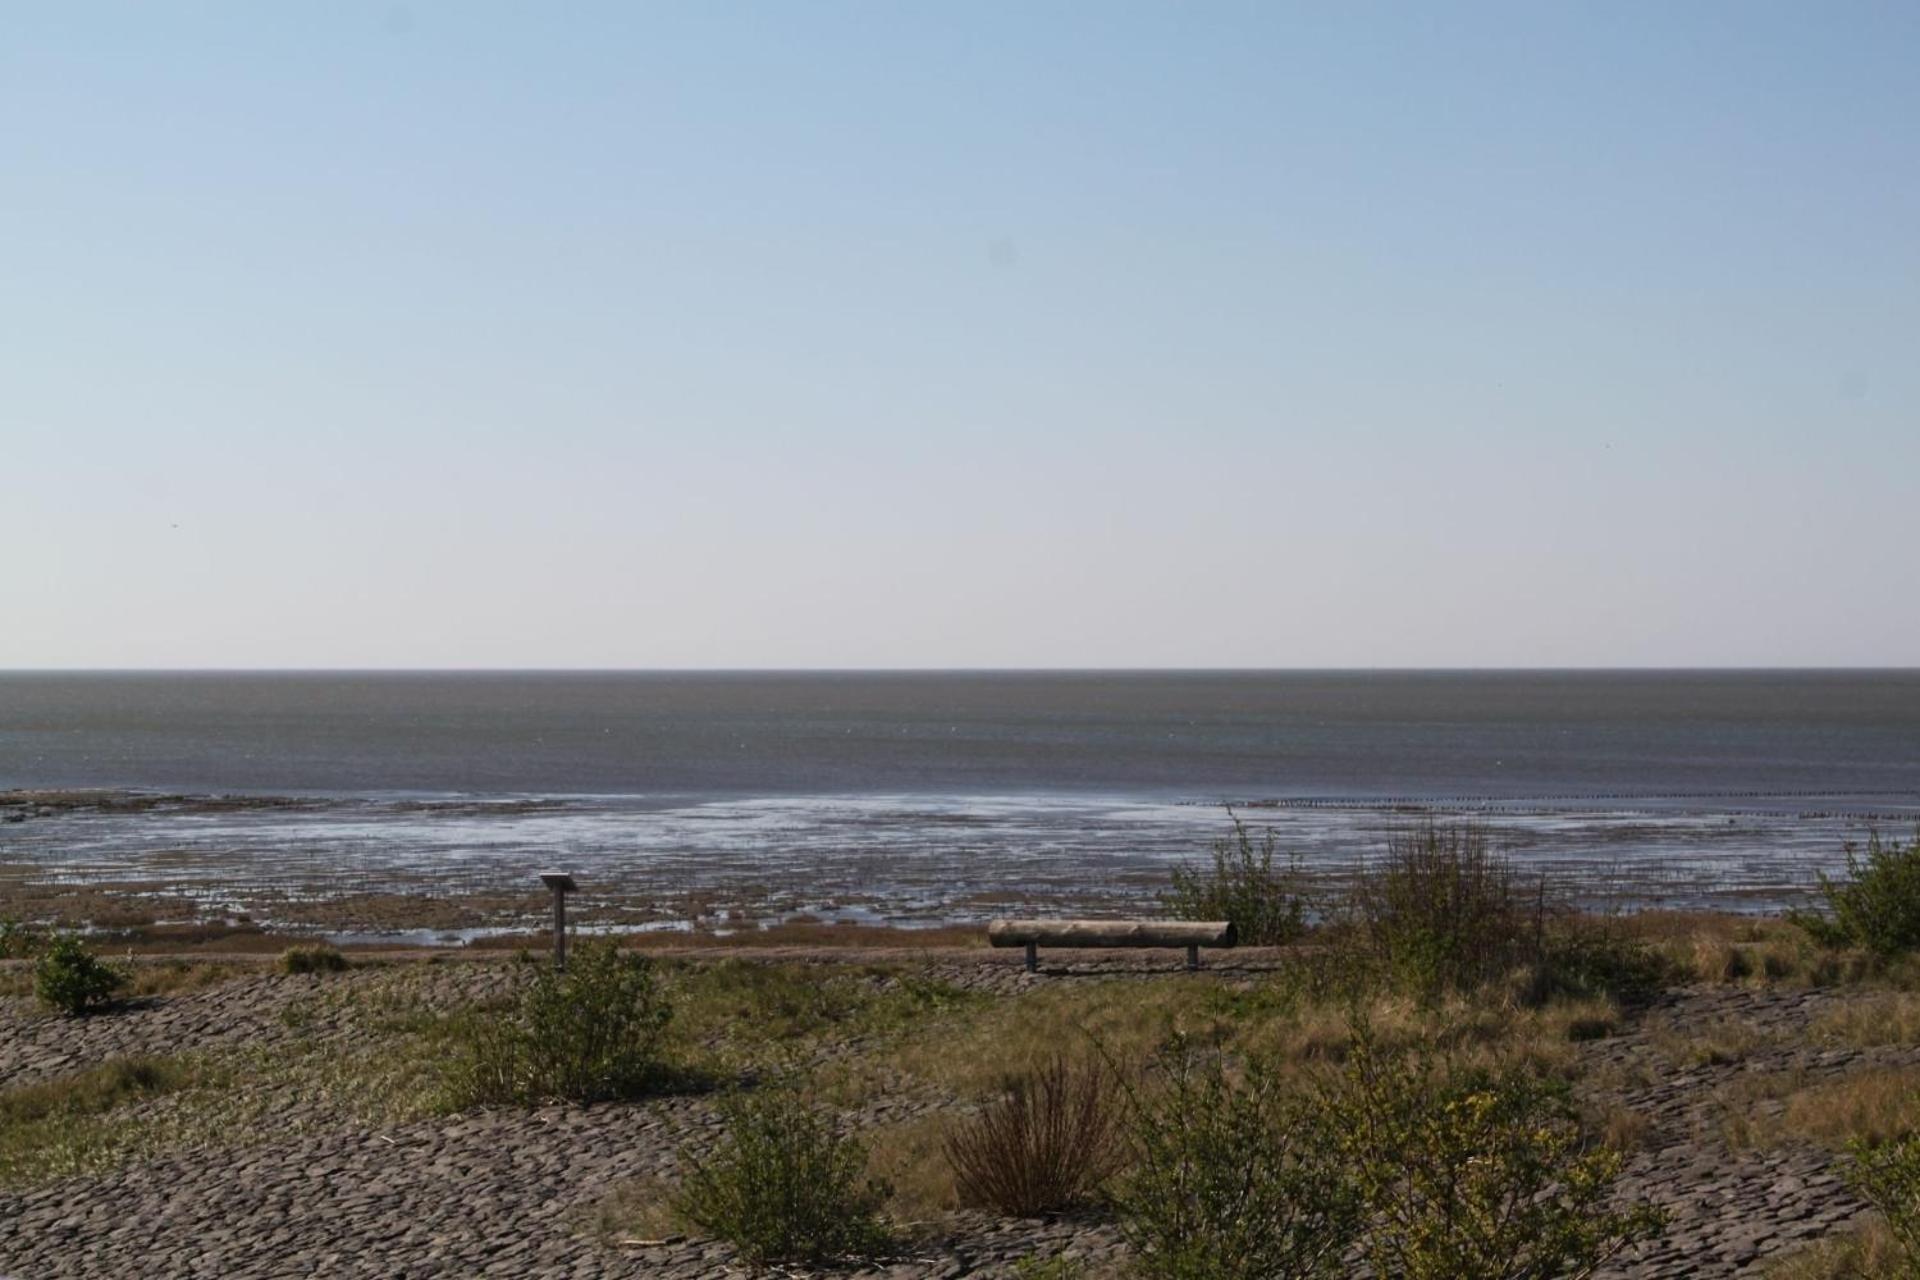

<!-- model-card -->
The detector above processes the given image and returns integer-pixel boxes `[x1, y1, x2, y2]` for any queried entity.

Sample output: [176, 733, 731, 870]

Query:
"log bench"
[987, 919, 1238, 972]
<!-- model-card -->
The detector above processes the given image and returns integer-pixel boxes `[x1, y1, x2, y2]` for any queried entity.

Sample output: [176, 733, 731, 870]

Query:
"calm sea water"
[3, 671, 1919, 926]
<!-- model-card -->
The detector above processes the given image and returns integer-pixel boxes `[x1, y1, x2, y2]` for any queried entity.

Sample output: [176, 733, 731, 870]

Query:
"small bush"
[1164, 812, 1310, 946]
[1328, 1029, 1665, 1280]
[35, 935, 127, 1016]
[1793, 832, 1920, 957]
[1111, 1037, 1363, 1280]
[944, 1054, 1125, 1216]
[1847, 1132, 1920, 1268]
[672, 1086, 892, 1265]
[1528, 917, 1670, 1006]
[1351, 823, 1543, 997]
[280, 944, 350, 975]
[445, 941, 672, 1105]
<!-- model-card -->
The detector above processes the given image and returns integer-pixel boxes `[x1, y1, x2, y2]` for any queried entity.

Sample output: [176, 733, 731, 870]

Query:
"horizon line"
[3, 665, 1918, 676]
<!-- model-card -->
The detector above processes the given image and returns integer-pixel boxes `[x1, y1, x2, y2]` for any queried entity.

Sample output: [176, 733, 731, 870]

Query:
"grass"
[0, 1056, 212, 1186]
[1767, 1223, 1907, 1279]
[884, 972, 1609, 1103]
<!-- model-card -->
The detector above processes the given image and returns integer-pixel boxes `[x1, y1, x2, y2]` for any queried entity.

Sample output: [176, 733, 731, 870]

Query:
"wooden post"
[538, 872, 578, 972]
[1187, 943, 1199, 971]
[1025, 941, 1038, 973]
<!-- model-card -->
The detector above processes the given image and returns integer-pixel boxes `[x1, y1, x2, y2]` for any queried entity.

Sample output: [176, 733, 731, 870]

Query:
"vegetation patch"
[443, 942, 674, 1106]
[1113, 1036, 1363, 1280]
[35, 934, 128, 1015]
[944, 1054, 1124, 1217]
[1794, 831, 1920, 956]
[671, 1084, 894, 1266]
[1164, 813, 1310, 946]
[0, 1056, 209, 1186]
[667, 958, 976, 1055]
[1331, 1028, 1665, 1279]
[281, 944, 351, 975]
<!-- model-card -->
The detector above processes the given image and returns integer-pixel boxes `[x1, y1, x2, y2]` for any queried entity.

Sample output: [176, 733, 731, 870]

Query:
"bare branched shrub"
[943, 1054, 1125, 1216]
[1164, 812, 1309, 946]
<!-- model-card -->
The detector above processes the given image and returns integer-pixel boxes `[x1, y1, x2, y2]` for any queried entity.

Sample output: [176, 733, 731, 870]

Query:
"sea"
[3, 670, 1919, 932]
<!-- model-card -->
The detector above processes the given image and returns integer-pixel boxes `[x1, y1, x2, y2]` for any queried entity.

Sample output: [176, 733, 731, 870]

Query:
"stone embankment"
[0, 953, 1894, 1278]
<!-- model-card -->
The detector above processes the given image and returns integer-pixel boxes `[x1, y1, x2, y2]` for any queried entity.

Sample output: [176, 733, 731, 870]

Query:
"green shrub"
[1328, 1029, 1665, 1280]
[1847, 1132, 1920, 1267]
[1351, 823, 1543, 997]
[944, 1054, 1125, 1216]
[1529, 916, 1670, 1006]
[672, 1085, 892, 1265]
[445, 941, 672, 1105]
[1111, 1037, 1363, 1280]
[1793, 832, 1920, 957]
[280, 944, 350, 975]
[1164, 812, 1310, 946]
[34, 935, 127, 1016]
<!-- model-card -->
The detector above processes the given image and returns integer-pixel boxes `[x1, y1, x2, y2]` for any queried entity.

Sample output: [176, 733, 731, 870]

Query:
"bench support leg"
[1025, 941, 1038, 973]
[1187, 944, 1199, 971]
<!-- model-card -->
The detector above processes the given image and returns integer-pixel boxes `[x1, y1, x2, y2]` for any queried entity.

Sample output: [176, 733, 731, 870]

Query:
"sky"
[4, 3, 1917, 669]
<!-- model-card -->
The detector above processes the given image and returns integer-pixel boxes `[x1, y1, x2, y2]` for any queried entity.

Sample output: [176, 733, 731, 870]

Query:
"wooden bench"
[987, 919, 1238, 972]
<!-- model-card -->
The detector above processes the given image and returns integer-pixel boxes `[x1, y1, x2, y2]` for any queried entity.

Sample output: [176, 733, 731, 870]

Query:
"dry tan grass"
[1811, 992, 1920, 1048]
[125, 959, 254, 996]
[1591, 1100, 1655, 1154]
[865, 1113, 962, 1226]
[1613, 912, 1896, 989]
[1780, 1067, 1920, 1149]
[1718, 1063, 1920, 1151]
[1766, 1219, 1906, 1278]
[583, 1175, 682, 1244]
[881, 971, 1612, 1101]
[1647, 1013, 1783, 1068]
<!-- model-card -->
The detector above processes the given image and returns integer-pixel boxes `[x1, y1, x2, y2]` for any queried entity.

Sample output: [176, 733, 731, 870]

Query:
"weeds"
[1164, 812, 1310, 946]
[443, 942, 673, 1106]
[0, 1056, 206, 1186]
[1351, 823, 1540, 997]
[672, 1084, 893, 1265]
[944, 1054, 1125, 1216]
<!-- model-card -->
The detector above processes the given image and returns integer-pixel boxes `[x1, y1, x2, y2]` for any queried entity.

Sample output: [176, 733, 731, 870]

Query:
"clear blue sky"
[5, 3, 1916, 668]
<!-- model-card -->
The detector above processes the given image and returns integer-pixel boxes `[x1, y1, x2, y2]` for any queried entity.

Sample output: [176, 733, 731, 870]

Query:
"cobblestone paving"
[0, 954, 1900, 1278]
